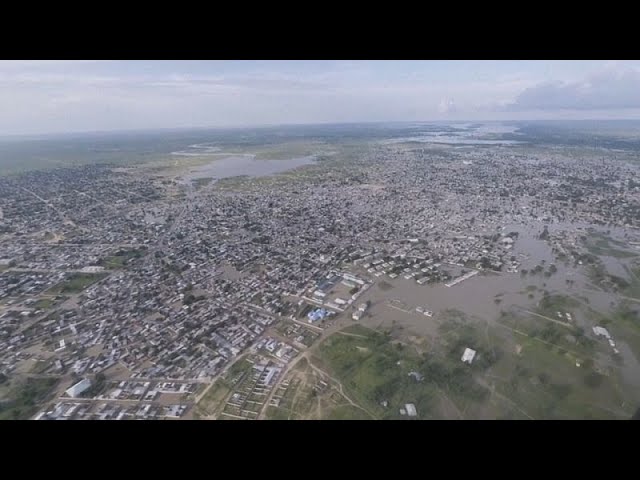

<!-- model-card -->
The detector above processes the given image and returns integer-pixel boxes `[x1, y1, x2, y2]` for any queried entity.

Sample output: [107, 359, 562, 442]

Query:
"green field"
[0, 377, 59, 420]
[316, 309, 640, 419]
[326, 405, 373, 420]
[47, 272, 107, 294]
[33, 297, 56, 310]
[263, 355, 376, 421]
[194, 380, 231, 418]
[490, 335, 633, 419]
[100, 248, 146, 270]
[586, 301, 640, 361]
[316, 323, 492, 419]
[585, 233, 639, 259]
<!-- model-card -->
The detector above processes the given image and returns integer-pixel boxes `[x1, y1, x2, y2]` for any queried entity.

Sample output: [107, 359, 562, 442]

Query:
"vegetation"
[0, 377, 58, 420]
[195, 380, 231, 418]
[83, 373, 107, 398]
[537, 294, 579, 318]
[326, 405, 373, 420]
[100, 248, 146, 269]
[584, 233, 638, 259]
[33, 297, 55, 310]
[47, 272, 107, 294]
[317, 324, 491, 419]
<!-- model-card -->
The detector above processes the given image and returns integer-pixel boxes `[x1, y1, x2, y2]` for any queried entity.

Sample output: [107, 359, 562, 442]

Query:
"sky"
[2, 60, 640, 135]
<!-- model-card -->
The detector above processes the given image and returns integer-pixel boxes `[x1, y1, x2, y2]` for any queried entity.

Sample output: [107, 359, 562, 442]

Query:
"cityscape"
[1, 60, 640, 420]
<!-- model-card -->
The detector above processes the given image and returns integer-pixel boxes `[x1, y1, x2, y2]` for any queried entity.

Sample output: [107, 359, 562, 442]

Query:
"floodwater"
[171, 143, 222, 156]
[380, 123, 525, 146]
[382, 136, 524, 146]
[353, 220, 640, 387]
[180, 155, 316, 184]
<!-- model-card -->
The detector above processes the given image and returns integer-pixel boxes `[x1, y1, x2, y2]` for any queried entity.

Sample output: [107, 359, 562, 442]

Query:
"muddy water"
[356, 220, 640, 388]
[358, 223, 624, 326]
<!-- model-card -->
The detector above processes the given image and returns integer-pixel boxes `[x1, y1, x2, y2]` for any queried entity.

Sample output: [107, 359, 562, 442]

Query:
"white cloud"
[507, 67, 640, 111]
[1, 61, 639, 135]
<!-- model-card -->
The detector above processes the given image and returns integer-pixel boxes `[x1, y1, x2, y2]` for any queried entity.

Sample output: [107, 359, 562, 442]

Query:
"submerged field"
[313, 311, 640, 419]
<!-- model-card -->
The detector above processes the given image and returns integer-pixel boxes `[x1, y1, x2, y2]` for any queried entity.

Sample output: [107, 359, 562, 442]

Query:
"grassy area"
[326, 405, 373, 420]
[622, 265, 640, 298]
[317, 324, 490, 419]
[47, 272, 107, 294]
[247, 141, 326, 160]
[537, 293, 580, 317]
[33, 297, 55, 310]
[494, 303, 640, 419]
[588, 301, 640, 361]
[491, 336, 633, 419]
[195, 380, 231, 418]
[29, 359, 52, 374]
[266, 406, 291, 420]
[318, 308, 640, 419]
[0, 376, 59, 420]
[499, 309, 597, 359]
[585, 233, 638, 259]
[100, 248, 146, 270]
[227, 357, 252, 379]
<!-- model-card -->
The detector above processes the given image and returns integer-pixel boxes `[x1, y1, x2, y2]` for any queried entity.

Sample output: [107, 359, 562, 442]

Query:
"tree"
[539, 226, 550, 240]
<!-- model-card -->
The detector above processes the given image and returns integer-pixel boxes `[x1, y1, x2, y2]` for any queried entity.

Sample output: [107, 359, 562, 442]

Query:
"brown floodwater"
[354, 220, 640, 389]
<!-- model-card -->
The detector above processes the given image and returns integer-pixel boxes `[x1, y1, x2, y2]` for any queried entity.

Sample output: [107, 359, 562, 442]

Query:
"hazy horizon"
[4, 118, 640, 142]
[2, 60, 640, 136]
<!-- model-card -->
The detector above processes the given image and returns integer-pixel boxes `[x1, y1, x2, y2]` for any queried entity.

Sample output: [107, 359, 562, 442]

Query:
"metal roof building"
[65, 378, 92, 398]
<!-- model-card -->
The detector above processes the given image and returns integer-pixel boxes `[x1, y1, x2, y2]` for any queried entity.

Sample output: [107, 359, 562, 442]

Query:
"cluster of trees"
[183, 293, 205, 305]
[0, 377, 58, 420]
[539, 226, 550, 240]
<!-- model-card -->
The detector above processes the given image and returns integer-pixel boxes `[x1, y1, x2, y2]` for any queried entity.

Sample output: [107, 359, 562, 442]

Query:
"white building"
[405, 403, 417, 417]
[461, 348, 476, 364]
[593, 326, 611, 339]
[65, 378, 92, 398]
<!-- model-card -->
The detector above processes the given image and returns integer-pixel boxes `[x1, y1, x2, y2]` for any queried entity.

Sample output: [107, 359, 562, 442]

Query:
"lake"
[180, 155, 316, 184]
